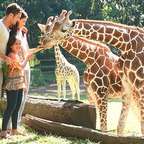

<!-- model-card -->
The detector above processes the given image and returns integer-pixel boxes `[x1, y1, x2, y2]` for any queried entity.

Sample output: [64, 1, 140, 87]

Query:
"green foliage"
[1, 0, 144, 47]
[102, 0, 144, 25]
[2, 63, 8, 83]
[0, 0, 144, 86]
[31, 68, 46, 87]
[30, 68, 56, 87]
[29, 56, 40, 67]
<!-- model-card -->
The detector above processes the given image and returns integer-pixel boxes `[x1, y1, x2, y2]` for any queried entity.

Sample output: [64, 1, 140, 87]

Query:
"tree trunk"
[23, 114, 144, 144]
[0, 96, 96, 129]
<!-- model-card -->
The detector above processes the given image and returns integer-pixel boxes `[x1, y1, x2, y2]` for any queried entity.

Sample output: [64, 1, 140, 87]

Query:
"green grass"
[0, 115, 98, 144]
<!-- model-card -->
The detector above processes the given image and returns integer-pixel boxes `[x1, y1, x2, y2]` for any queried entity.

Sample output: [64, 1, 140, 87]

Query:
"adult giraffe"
[38, 13, 132, 134]
[64, 11, 144, 135]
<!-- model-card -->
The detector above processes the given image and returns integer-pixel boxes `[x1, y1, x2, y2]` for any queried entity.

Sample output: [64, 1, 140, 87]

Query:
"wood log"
[0, 96, 96, 129]
[23, 114, 144, 144]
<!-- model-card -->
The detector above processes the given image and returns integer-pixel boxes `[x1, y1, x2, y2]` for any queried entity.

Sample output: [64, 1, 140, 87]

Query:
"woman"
[9, 9, 31, 128]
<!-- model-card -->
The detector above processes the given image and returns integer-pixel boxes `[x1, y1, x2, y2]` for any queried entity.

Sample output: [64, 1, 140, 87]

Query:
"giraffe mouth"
[61, 21, 75, 32]
[37, 44, 45, 49]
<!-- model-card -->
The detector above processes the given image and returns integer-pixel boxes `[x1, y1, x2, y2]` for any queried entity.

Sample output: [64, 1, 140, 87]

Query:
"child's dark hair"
[6, 3, 22, 16]
[6, 35, 17, 56]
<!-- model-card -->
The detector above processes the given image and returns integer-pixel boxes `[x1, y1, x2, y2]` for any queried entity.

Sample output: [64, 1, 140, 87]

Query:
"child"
[0, 35, 31, 138]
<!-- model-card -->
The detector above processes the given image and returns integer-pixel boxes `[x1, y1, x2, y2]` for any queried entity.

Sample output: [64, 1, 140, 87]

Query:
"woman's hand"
[22, 26, 28, 34]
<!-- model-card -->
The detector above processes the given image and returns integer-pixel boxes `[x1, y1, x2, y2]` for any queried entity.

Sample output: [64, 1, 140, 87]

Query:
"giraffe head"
[38, 10, 74, 49]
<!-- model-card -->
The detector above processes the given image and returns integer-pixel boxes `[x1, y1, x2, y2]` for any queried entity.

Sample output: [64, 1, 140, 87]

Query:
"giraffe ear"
[38, 23, 46, 33]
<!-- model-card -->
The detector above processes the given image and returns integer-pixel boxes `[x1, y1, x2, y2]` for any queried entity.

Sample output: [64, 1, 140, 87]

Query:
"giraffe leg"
[140, 103, 144, 135]
[68, 79, 76, 100]
[117, 75, 132, 135]
[57, 80, 62, 100]
[62, 80, 66, 99]
[98, 98, 108, 132]
[71, 85, 76, 100]
[68, 77, 77, 99]
[139, 88, 144, 135]
[87, 86, 96, 105]
[89, 89, 108, 131]
[76, 85, 80, 101]
[55, 73, 63, 100]
[88, 95, 95, 105]
[67, 76, 80, 100]
[87, 85, 108, 131]
[90, 95, 108, 132]
[132, 90, 140, 122]
[75, 74, 80, 101]
[117, 94, 131, 135]
[76, 81, 80, 101]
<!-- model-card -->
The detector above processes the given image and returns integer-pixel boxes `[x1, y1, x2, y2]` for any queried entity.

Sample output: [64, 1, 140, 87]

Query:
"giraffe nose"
[43, 39, 48, 45]
[38, 41, 42, 45]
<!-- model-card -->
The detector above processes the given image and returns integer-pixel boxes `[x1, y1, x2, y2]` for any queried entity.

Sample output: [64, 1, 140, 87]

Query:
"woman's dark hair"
[6, 3, 22, 16]
[10, 10, 28, 36]
[6, 35, 17, 56]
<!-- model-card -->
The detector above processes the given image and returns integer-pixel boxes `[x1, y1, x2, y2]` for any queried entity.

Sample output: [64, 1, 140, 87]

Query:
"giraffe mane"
[73, 19, 144, 33]
[72, 35, 110, 50]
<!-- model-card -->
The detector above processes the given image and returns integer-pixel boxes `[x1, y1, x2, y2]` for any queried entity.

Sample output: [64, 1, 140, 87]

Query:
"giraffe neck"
[54, 45, 68, 67]
[60, 35, 111, 66]
[73, 19, 144, 53]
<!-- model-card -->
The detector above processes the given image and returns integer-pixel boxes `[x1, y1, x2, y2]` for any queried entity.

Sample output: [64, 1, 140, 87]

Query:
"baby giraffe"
[54, 44, 80, 100]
